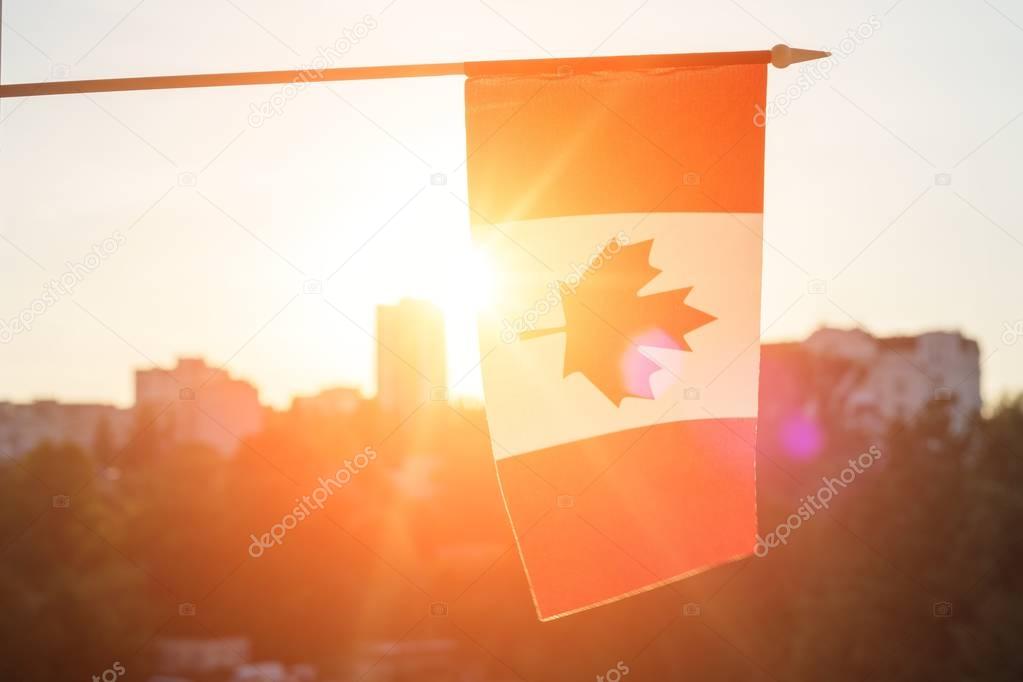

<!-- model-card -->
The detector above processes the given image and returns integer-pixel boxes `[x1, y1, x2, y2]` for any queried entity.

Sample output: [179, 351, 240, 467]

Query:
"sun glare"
[409, 241, 500, 399]
[432, 243, 499, 318]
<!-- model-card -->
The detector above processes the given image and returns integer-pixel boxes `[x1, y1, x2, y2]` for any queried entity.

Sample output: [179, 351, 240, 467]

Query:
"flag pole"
[0, 44, 828, 99]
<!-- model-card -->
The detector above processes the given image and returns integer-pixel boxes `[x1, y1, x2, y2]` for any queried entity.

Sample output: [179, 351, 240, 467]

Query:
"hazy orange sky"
[1, 0, 1021, 408]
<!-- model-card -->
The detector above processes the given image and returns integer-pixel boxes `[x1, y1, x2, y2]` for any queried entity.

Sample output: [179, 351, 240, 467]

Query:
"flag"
[464, 58, 767, 620]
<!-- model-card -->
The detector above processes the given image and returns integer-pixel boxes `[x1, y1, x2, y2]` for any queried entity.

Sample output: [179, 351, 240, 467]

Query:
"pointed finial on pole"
[771, 44, 830, 68]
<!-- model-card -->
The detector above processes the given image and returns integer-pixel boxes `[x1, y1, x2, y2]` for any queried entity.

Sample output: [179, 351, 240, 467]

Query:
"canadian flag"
[465, 58, 767, 620]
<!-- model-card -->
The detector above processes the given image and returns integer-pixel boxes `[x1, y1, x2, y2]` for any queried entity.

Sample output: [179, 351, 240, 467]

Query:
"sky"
[0, 0, 1021, 409]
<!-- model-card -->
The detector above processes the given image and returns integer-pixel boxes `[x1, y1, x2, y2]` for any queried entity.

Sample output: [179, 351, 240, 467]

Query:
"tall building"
[376, 299, 447, 416]
[134, 357, 263, 455]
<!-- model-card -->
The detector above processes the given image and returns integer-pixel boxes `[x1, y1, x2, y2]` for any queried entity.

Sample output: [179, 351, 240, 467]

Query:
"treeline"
[1, 398, 1021, 681]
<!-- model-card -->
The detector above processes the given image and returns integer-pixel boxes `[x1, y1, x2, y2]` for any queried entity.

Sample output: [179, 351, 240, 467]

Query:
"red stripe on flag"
[465, 64, 767, 224]
[496, 418, 757, 620]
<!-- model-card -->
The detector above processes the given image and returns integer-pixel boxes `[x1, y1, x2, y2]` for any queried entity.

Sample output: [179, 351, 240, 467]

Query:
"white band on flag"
[475, 211, 763, 459]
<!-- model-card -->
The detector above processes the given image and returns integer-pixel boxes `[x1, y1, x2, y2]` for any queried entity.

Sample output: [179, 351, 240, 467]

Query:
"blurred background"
[1, 0, 1022, 680]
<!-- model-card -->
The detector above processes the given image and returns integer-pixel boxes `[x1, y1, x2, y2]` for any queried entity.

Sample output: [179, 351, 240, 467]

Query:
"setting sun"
[429, 241, 499, 317]
[401, 237, 501, 397]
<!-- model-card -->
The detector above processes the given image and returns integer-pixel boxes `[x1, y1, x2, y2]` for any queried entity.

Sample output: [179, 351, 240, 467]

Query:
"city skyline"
[0, 315, 990, 411]
[0, 324, 984, 461]
[0, 296, 465, 410]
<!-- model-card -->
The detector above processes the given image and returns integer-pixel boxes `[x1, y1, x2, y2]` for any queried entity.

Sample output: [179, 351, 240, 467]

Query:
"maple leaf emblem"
[521, 238, 715, 405]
